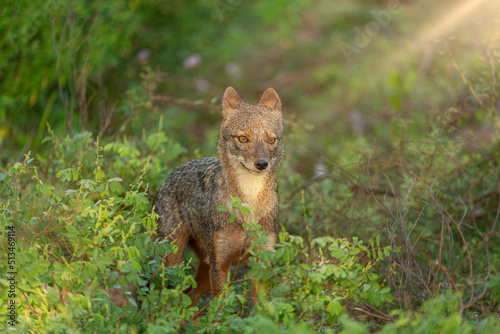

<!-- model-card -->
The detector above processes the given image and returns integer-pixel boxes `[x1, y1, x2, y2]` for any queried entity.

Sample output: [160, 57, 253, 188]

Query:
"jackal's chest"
[233, 170, 271, 206]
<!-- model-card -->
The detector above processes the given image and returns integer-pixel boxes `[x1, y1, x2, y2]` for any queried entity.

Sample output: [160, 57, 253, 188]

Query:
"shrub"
[1, 132, 394, 333]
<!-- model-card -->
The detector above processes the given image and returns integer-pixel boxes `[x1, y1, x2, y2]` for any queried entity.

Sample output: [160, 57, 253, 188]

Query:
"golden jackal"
[153, 87, 284, 305]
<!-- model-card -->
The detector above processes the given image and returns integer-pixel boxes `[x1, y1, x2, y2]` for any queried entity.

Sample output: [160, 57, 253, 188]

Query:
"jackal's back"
[153, 157, 224, 241]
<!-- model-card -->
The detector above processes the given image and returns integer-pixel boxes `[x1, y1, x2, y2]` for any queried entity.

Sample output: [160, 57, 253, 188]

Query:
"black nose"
[254, 159, 269, 170]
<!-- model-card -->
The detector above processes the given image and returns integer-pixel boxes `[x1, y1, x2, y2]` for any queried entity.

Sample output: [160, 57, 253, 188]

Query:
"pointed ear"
[222, 87, 244, 114]
[259, 88, 281, 111]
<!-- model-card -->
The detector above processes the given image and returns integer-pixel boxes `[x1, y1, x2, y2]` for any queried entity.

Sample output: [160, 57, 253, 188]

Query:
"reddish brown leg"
[209, 262, 230, 299]
[163, 226, 189, 267]
[251, 280, 265, 305]
[185, 261, 211, 306]
[184, 238, 212, 306]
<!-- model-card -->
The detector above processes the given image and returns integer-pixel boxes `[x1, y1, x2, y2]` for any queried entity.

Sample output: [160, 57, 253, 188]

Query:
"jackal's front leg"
[184, 260, 211, 306]
[209, 263, 230, 298]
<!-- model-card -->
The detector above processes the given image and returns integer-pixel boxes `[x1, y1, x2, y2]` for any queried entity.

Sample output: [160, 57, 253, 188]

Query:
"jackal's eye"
[237, 136, 248, 143]
[268, 137, 276, 144]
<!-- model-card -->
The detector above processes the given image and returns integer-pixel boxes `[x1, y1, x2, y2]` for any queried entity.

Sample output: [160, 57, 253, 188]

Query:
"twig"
[437, 263, 459, 293]
[116, 94, 148, 139]
[190, 302, 210, 323]
[354, 307, 392, 322]
[413, 234, 439, 246]
[442, 40, 484, 109]
[38, 248, 62, 263]
[361, 301, 396, 322]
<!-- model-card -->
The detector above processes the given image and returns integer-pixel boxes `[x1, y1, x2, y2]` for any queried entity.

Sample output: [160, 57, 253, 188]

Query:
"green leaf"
[384, 246, 390, 256]
[78, 179, 97, 190]
[109, 181, 122, 194]
[240, 206, 251, 214]
[127, 297, 137, 307]
[380, 287, 391, 294]
[56, 168, 78, 182]
[217, 205, 229, 212]
[108, 177, 123, 182]
[349, 248, 361, 255]
[312, 283, 323, 294]
[229, 212, 237, 223]
[327, 300, 342, 316]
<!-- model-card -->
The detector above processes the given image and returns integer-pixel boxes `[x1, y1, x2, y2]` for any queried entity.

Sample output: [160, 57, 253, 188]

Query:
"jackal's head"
[218, 87, 284, 176]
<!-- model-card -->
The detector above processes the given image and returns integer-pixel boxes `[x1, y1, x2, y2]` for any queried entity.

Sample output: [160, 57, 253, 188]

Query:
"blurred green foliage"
[1, 0, 500, 332]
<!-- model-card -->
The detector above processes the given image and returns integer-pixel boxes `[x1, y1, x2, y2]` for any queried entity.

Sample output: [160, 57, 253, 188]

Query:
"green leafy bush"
[4, 135, 497, 332]
[0, 132, 393, 333]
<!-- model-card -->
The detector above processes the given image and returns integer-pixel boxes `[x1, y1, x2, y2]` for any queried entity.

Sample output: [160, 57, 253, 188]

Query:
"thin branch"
[354, 307, 392, 322]
[442, 40, 484, 109]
